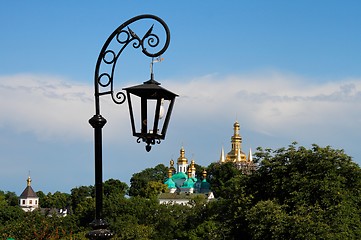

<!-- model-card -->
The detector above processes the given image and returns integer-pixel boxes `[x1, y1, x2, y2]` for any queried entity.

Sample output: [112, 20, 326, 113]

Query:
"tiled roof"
[19, 186, 38, 198]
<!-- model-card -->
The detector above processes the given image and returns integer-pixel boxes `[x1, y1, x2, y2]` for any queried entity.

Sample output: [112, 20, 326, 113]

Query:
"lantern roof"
[123, 75, 178, 100]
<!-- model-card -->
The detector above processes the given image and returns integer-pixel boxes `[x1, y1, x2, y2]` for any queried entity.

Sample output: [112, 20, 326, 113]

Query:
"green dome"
[172, 172, 188, 180]
[200, 179, 210, 193]
[164, 178, 176, 189]
[182, 178, 195, 188]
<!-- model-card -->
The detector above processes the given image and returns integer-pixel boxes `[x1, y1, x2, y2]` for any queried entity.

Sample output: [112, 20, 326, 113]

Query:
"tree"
[246, 143, 361, 239]
[103, 178, 128, 197]
[193, 163, 208, 180]
[70, 185, 94, 211]
[246, 200, 289, 240]
[0, 192, 6, 207]
[128, 164, 168, 197]
[143, 181, 167, 199]
[4, 191, 18, 206]
[207, 162, 242, 198]
[251, 143, 361, 207]
[37, 191, 46, 207]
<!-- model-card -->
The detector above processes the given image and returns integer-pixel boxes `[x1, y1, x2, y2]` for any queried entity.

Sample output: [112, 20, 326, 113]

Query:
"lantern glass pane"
[147, 99, 157, 134]
[128, 94, 141, 135]
[158, 99, 172, 137]
[159, 98, 170, 121]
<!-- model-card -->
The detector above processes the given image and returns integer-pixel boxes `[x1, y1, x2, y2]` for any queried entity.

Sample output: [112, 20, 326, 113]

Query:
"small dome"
[200, 179, 211, 193]
[164, 178, 176, 189]
[182, 178, 195, 188]
[177, 146, 188, 164]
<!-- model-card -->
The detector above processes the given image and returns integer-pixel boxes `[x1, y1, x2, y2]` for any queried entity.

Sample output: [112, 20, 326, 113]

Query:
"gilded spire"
[248, 148, 253, 162]
[233, 121, 240, 136]
[220, 121, 256, 173]
[225, 121, 246, 163]
[177, 146, 188, 165]
[232, 121, 242, 151]
[219, 146, 225, 163]
[190, 160, 196, 171]
[27, 176, 32, 187]
[189, 159, 196, 178]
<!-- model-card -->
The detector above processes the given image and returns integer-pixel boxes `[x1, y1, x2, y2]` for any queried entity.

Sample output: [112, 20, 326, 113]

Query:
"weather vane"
[150, 55, 164, 77]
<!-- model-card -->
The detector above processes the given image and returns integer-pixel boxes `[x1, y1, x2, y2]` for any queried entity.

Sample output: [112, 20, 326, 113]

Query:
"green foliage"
[5, 191, 18, 206]
[144, 181, 168, 198]
[1, 143, 361, 239]
[0, 191, 19, 207]
[104, 178, 128, 197]
[39, 191, 71, 209]
[0, 205, 24, 225]
[70, 185, 94, 211]
[246, 200, 289, 239]
[247, 143, 361, 239]
[0, 209, 81, 240]
[193, 163, 207, 180]
[252, 143, 361, 207]
[128, 164, 168, 197]
[207, 161, 242, 198]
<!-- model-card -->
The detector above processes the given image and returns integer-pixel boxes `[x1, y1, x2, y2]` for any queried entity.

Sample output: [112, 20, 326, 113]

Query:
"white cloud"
[1, 71, 360, 147]
[166, 71, 361, 140]
[0, 74, 94, 141]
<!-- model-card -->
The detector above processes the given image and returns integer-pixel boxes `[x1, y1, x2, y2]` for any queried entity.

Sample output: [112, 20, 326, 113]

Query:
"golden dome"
[177, 146, 188, 164]
[168, 169, 173, 178]
[233, 121, 241, 137]
[27, 176, 32, 187]
[189, 159, 196, 172]
[187, 167, 192, 177]
[202, 169, 207, 179]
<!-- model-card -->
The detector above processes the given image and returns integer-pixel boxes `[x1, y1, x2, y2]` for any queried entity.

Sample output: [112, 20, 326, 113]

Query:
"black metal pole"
[87, 114, 113, 239]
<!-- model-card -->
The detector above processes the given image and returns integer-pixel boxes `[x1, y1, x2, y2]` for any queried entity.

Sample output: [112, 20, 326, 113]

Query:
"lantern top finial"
[144, 75, 160, 85]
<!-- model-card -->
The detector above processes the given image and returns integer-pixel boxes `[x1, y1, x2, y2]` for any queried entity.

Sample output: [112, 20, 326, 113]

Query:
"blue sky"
[1, 1, 361, 194]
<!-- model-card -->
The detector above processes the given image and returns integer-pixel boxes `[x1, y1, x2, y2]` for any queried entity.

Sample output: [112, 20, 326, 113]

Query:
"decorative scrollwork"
[102, 50, 116, 64]
[112, 91, 126, 104]
[148, 34, 159, 47]
[93, 14, 170, 109]
[116, 30, 130, 44]
[136, 136, 163, 151]
[97, 73, 111, 88]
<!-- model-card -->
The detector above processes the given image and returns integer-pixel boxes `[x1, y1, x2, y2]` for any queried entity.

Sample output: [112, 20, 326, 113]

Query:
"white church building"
[19, 176, 39, 212]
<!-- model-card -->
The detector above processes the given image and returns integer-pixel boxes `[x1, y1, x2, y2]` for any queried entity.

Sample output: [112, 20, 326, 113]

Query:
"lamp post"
[86, 15, 177, 239]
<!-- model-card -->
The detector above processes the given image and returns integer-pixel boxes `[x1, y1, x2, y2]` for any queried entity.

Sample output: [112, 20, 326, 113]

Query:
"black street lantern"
[124, 75, 177, 152]
[86, 15, 176, 239]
